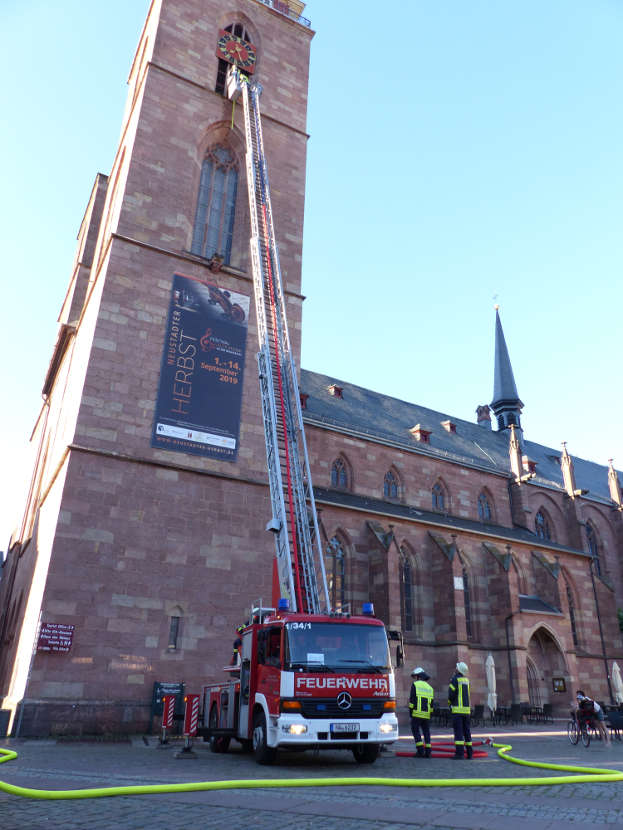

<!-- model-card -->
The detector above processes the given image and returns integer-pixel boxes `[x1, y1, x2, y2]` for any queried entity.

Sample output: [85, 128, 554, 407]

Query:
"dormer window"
[328, 384, 343, 399]
[441, 420, 456, 434]
[410, 424, 431, 444]
[300, 393, 309, 410]
[523, 456, 537, 474]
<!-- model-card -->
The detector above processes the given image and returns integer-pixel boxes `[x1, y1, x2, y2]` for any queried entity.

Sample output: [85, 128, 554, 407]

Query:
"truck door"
[237, 629, 252, 740]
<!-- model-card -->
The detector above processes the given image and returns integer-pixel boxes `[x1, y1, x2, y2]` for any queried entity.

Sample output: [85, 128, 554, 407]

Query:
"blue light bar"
[362, 602, 374, 616]
[278, 598, 290, 611]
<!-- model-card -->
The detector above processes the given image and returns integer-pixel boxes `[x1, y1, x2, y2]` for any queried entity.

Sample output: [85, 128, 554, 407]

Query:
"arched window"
[566, 582, 579, 647]
[535, 510, 552, 540]
[526, 660, 541, 707]
[586, 522, 602, 577]
[399, 546, 423, 636]
[477, 492, 492, 522]
[331, 458, 348, 490]
[462, 566, 473, 640]
[401, 557, 413, 632]
[215, 23, 253, 94]
[191, 145, 238, 264]
[326, 536, 346, 611]
[384, 470, 398, 500]
[432, 483, 445, 511]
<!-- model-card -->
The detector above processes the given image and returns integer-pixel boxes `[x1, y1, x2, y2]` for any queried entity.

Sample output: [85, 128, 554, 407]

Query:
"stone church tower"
[0, 0, 313, 735]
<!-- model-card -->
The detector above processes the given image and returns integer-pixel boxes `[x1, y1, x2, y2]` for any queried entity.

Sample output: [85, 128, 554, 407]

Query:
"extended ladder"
[227, 67, 329, 615]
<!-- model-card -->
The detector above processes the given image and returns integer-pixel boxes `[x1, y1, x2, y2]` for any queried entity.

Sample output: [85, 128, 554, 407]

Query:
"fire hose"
[1, 741, 622, 799]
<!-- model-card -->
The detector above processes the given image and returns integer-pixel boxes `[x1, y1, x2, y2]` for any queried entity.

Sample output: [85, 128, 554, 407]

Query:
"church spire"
[491, 307, 524, 433]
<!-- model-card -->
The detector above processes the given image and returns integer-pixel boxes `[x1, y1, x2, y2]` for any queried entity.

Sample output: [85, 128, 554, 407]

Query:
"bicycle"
[567, 710, 600, 747]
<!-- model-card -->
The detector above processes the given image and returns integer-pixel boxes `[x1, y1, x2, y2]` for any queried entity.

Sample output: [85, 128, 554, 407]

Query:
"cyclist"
[576, 690, 609, 744]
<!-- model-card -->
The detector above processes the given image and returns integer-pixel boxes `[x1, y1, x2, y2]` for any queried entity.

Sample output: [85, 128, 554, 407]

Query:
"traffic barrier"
[175, 694, 200, 759]
[1, 742, 623, 799]
[159, 694, 175, 746]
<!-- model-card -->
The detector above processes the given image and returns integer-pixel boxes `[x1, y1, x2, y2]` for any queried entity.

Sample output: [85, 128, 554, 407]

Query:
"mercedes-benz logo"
[337, 691, 352, 710]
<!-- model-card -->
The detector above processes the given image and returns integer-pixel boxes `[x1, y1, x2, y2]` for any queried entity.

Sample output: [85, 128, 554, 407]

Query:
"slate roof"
[519, 595, 562, 615]
[493, 309, 522, 406]
[300, 369, 620, 508]
[313, 486, 590, 558]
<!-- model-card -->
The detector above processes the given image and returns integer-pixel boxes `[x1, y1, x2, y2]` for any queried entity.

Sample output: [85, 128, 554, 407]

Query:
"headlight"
[282, 723, 308, 735]
[379, 722, 397, 734]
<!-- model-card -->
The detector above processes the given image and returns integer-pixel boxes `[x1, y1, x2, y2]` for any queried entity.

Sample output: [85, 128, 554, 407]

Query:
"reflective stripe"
[450, 676, 470, 714]
[411, 680, 434, 719]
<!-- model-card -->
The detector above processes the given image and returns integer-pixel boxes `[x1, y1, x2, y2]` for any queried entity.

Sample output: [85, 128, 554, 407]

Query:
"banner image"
[151, 272, 250, 461]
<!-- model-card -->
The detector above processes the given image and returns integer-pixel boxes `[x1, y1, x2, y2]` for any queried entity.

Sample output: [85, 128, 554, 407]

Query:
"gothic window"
[432, 482, 445, 511]
[399, 546, 423, 636]
[384, 470, 398, 500]
[331, 458, 348, 490]
[462, 566, 473, 640]
[326, 536, 346, 611]
[586, 522, 602, 577]
[401, 557, 413, 632]
[566, 582, 579, 647]
[191, 145, 238, 264]
[535, 510, 552, 540]
[477, 492, 492, 522]
[215, 23, 253, 94]
[526, 660, 541, 707]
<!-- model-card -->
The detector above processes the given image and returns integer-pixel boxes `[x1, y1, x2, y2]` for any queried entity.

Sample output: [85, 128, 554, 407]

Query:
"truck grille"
[299, 699, 385, 719]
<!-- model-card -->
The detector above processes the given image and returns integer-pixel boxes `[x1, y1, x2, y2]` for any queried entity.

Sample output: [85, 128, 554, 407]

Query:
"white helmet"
[411, 666, 426, 677]
[456, 661, 468, 674]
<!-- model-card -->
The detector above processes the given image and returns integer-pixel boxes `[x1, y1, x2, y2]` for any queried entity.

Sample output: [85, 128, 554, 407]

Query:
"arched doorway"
[526, 627, 567, 708]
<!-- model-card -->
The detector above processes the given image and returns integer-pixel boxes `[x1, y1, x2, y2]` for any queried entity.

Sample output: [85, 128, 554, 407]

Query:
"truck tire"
[252, 710, 276, 765]
[352, 743, 379, 764]
[208, 706, 230, 754]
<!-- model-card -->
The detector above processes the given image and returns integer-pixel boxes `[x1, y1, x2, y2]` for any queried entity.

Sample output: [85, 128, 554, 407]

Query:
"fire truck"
[199, 63, 401, 764]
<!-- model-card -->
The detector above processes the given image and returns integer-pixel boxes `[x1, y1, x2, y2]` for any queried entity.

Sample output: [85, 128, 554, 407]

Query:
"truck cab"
[203, 605, 399, 764]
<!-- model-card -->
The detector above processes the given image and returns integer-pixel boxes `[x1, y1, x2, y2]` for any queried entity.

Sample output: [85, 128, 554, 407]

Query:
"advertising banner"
[151, 273, 250, 461]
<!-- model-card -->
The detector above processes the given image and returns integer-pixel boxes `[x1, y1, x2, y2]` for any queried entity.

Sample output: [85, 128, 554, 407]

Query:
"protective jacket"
[409, 678, 434, 719]
[448, 671, 470, 714]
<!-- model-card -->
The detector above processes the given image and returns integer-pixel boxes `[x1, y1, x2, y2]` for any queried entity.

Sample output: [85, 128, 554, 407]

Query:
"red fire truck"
[202, 601, 398, 764]
[199, 64, 401, 764]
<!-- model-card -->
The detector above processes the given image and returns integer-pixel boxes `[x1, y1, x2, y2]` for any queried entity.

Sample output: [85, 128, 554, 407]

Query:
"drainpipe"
[589, 557, 614, 703]
[505, 612, 517, 704]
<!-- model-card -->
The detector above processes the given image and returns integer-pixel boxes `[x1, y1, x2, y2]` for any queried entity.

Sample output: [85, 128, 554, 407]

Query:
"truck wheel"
[208, 706, 230, 754]
[352, 744, 379, 764]
[252, 711, 276, 765]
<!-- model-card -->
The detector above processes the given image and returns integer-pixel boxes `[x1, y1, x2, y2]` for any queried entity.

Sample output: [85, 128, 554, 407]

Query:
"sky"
[1, 0, 622, 551]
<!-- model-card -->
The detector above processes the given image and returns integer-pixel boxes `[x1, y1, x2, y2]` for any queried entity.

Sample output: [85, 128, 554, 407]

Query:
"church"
[1, 0, 622, 737]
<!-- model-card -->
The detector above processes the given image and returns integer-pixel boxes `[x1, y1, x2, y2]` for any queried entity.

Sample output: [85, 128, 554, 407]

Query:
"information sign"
[37, 623, 75, 653]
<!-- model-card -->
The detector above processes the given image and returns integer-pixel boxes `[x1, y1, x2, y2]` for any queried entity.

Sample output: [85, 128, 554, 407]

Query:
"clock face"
[216, 30, 257, 74]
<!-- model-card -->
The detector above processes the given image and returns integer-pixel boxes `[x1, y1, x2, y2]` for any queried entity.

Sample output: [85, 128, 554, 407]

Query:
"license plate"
[330, 722, 359, 734]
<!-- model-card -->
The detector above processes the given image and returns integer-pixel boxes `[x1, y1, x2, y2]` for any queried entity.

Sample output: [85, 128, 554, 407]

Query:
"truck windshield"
[284, 622, 390, 671]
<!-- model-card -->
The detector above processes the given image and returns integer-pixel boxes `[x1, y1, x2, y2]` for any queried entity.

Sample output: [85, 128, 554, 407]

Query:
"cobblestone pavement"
[1, 726, 623, 830]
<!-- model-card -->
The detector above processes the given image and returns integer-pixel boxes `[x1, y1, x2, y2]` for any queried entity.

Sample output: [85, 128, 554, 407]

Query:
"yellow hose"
[0, 743, 621, 800]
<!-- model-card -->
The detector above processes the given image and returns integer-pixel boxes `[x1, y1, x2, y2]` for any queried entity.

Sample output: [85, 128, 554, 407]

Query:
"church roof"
[300, 368, 618, 507]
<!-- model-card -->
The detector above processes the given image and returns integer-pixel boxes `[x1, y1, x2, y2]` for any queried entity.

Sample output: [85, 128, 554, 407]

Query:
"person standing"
[448, 661, 472, 759]
[408, 667, 434, 758]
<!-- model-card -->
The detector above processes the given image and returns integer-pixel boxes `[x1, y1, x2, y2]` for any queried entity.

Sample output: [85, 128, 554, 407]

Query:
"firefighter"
[448, 661, 472, 759]
[230, 625, 245, 665]
[408, 667, 434, 758]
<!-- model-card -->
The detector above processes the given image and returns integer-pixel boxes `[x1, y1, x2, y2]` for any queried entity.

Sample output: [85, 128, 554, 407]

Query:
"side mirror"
[396, 645, 405, 668]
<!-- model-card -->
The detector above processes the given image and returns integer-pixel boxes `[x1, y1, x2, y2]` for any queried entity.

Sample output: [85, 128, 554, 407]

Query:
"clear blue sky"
[1, 0, 622, 550]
